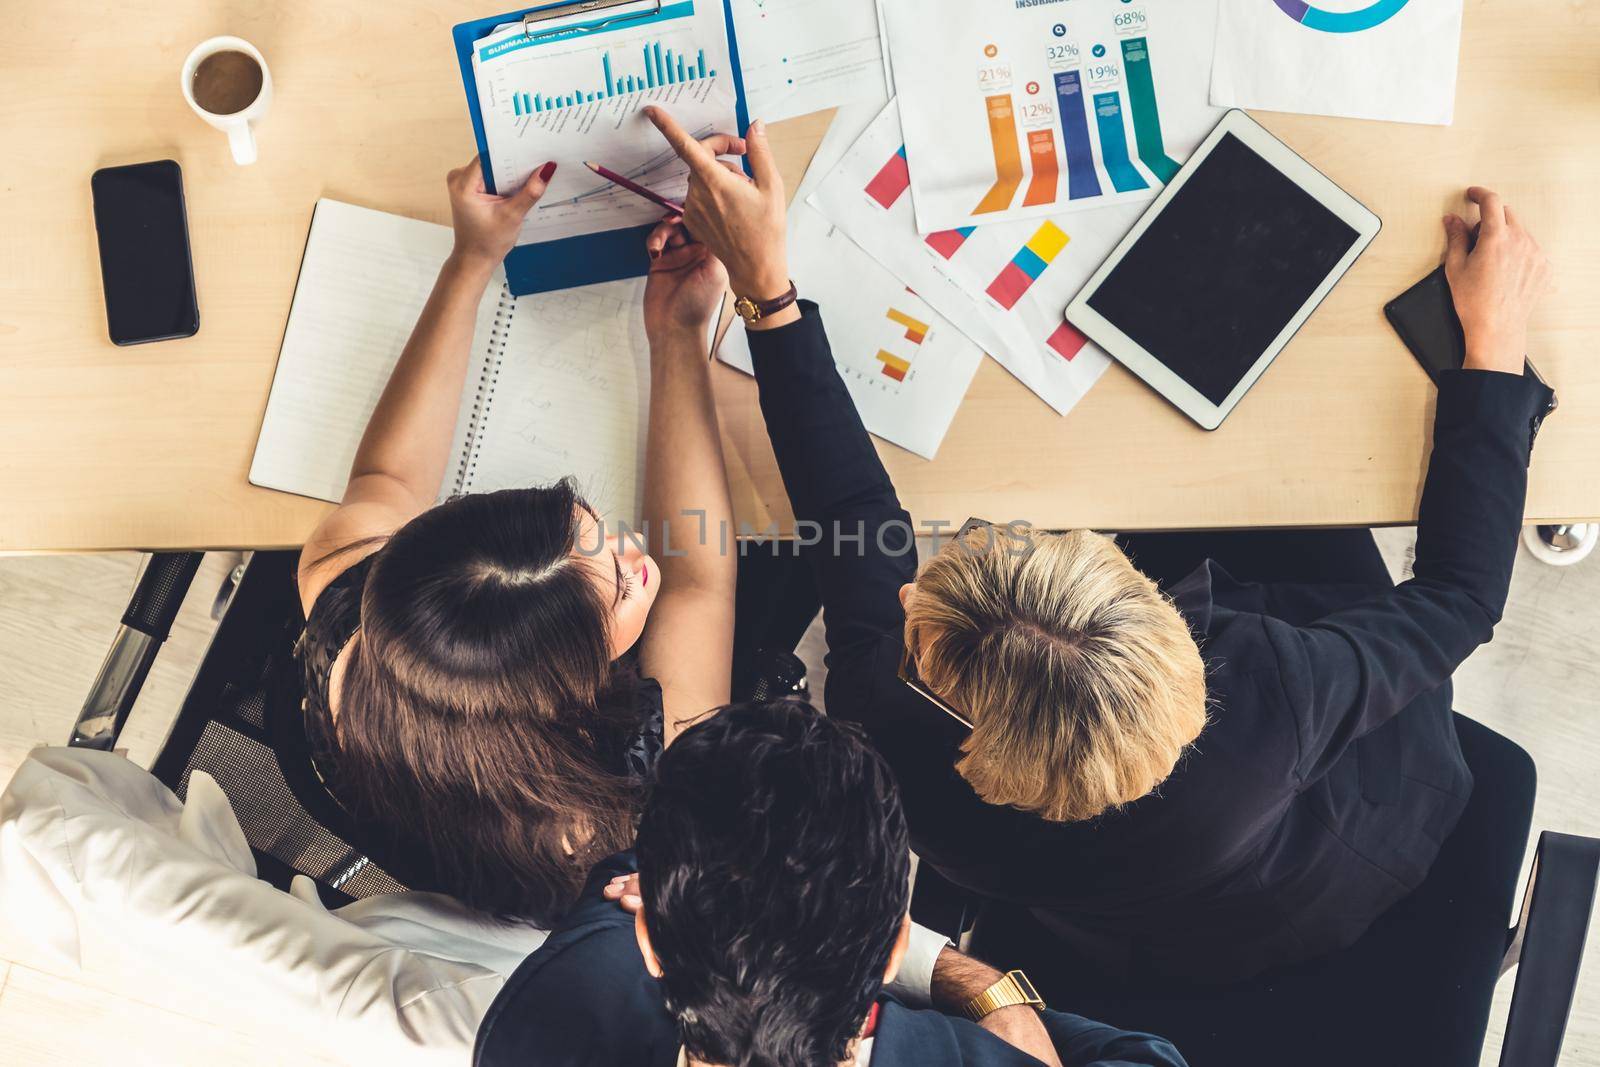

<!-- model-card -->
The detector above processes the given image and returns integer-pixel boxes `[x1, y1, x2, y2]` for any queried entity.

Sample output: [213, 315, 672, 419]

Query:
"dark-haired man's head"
[634, 700, 912, 1067]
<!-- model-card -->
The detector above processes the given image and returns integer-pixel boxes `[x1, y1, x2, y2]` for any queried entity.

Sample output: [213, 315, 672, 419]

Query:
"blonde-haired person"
[642, 142, 1557, 992]
[903, 525, 1207, 824]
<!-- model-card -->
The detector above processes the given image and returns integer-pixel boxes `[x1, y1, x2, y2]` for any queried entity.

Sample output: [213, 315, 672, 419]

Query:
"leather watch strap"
[733, 281, 798, 323]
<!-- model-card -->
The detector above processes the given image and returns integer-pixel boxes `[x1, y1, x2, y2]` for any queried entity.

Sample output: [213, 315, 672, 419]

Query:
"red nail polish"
[539, 161, 558, 182]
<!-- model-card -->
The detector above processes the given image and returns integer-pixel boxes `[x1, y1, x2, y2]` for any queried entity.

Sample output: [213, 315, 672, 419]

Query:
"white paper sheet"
[879, 0, 1221, 233]
[717, 107, 982, 460]
[471, 1, 740, 244]
[251, 201, 654, 524]
[810, 100, 1163, 417]
[717, 209, 982, 461]
[250, 201, 498, 504]
[1210, 0, 1463, 126]
[469, 279, 652, 526]
[730, 0, 887, 123]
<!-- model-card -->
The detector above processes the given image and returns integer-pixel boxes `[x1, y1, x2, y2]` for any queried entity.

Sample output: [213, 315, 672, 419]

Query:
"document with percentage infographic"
[809, 100, 1158, 416]
[470, 0, 740, 244]
[880, 0, 1221, 233]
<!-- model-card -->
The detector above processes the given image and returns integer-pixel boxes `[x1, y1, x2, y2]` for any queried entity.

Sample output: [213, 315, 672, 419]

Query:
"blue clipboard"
[453, 0, 751, 296]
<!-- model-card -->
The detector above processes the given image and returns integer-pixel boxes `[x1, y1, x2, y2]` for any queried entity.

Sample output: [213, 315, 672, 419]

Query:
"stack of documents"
[454, 0, 1465, 458]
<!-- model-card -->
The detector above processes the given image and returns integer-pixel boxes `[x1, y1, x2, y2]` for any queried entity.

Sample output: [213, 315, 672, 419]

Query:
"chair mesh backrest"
[151, 552, 405, 901]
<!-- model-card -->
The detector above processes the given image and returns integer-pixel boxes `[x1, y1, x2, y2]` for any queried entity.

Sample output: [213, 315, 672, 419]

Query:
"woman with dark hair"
[275, 150, 741, 925]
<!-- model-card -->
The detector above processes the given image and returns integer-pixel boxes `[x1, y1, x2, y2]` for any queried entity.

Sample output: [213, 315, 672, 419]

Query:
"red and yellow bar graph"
[888, 307, 929, 345]
[877, 351, 912, 382]
[877, 307, 931, 383]
[986, 222, 1070, 311]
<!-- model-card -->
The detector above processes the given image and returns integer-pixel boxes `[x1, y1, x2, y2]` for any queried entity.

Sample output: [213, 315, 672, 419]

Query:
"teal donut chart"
[1272, 0, 1410, 33]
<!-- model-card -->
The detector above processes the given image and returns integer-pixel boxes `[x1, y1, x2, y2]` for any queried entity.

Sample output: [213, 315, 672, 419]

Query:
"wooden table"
[2, 1, 1596, 552]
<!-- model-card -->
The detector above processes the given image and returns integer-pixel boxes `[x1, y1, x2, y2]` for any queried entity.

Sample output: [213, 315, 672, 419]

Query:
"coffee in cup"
[191, 50, 264, 116]
[181, 37, 273, 166]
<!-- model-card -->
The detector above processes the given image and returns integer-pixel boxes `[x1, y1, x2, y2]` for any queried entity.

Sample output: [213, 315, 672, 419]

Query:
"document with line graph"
[880, 0, 1221, 234]
[470, 0, 741, 245]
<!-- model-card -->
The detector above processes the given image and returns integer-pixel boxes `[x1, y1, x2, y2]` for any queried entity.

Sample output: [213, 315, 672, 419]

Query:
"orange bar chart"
[973, 94, 1024, 215]
[887, 308, 930, 345]
[878, 307, 930, 383]
[876, 350, 911, 382]
[1021, 129, 1059, 207]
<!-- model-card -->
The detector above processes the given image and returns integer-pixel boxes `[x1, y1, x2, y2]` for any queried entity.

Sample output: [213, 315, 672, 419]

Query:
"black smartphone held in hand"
[1385, 264, 1554, 394]
[90, 160, 200, 345]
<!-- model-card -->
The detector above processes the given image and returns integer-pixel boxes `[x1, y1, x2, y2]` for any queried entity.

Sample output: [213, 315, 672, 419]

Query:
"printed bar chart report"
[880, 0, 1222, 232]
[470, 0, 740, 245]
[859, 143, 978, 261]
[811, 99, 1119, 418]
[515, 42, 713, 114]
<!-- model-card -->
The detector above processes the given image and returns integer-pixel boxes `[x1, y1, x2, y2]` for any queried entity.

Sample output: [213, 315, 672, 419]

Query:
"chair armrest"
[1498, 831, 1600, 1067]
[70, 552, 205, 750]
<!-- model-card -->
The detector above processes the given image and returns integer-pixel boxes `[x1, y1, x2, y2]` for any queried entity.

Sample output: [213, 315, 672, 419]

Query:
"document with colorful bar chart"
[810, 99, 1187, 416]
[470, 0, 740, 244]
[879, 0, 1220, 234]
[717, 204, 984, 459]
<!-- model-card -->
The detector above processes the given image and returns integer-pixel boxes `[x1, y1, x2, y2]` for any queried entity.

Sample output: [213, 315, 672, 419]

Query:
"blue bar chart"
[1091, 91, 1147, 193]
[1051, 71, 1102, 200]
[510, 40, 715, 115]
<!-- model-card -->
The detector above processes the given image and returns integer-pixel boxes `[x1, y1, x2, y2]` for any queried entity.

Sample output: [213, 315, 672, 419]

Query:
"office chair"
[911, 715, 1598, 1067]
[69, 550, 406, 904]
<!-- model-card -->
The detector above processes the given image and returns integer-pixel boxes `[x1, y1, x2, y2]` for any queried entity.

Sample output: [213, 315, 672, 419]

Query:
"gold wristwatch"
[733, 281, 799, 324]
[958, 970, 1045, 1022]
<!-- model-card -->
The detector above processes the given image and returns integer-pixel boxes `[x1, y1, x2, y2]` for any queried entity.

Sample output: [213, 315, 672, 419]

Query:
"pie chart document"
[1210, 0, 1463, 125]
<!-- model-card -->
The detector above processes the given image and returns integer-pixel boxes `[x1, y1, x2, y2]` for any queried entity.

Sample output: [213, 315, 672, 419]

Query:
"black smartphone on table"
[1384, 263, 1557, 427]
[90, 160, 200, 345]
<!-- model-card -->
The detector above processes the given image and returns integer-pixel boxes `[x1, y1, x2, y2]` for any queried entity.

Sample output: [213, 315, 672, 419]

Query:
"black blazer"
[473, 853, 1188, 1067]
[747, 303, 1553, 984]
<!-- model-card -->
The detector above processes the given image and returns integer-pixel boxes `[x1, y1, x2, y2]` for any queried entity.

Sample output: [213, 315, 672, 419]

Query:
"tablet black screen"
[1085, 132, 1361, 406]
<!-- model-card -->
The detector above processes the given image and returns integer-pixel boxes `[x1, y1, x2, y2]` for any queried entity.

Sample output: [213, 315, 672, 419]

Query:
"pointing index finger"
[646, 106, 722, 181]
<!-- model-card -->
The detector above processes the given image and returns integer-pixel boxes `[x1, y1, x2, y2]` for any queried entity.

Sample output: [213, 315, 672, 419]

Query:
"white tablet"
[1065, 110, 1380, 431]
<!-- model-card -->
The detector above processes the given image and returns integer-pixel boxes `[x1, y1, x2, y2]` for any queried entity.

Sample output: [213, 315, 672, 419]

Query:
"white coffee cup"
[181, 36, 273, 166]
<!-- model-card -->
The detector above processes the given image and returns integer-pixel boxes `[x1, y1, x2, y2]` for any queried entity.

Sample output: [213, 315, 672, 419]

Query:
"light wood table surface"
[1, 1, 1596, 552]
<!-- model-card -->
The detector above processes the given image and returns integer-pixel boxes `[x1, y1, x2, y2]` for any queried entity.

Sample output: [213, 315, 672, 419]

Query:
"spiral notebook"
[251, 199, 650, 523]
